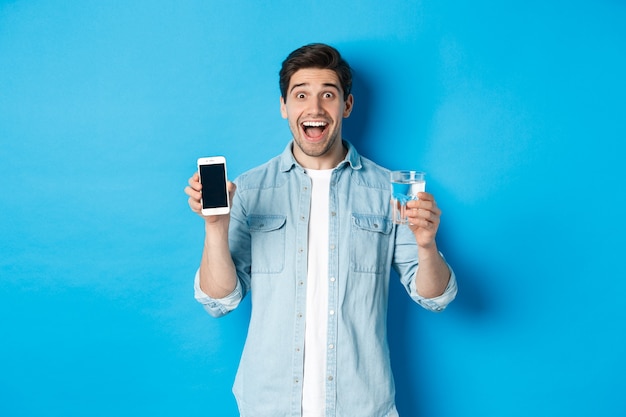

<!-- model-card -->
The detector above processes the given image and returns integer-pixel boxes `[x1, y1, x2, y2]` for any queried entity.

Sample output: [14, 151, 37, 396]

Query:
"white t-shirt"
[302, 168, 332, 417]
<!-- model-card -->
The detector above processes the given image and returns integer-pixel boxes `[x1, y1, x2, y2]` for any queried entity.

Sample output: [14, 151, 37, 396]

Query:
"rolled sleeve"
[193, 269, 243, 317]
[409, 261, 458, 312]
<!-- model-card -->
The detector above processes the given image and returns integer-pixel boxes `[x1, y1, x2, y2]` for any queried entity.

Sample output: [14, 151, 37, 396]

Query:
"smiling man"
[185, 43, 458, 417]
[280, 67, 353, 169]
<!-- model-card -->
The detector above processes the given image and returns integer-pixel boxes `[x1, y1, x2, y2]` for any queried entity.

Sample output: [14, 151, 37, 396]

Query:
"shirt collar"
[279, 140, 363, 173]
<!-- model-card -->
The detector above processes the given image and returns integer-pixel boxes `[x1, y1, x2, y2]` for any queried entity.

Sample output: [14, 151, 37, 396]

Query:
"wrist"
[204, 217, 229, 241]
[417, 242, 440, 261]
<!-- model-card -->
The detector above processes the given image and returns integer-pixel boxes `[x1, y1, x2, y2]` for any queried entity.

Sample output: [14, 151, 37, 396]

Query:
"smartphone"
[197, 156, 230, 216]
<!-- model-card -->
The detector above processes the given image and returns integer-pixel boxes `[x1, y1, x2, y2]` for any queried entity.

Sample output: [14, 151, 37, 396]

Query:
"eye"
[296, 92, 306, 99]
[323, 92, 334, 99]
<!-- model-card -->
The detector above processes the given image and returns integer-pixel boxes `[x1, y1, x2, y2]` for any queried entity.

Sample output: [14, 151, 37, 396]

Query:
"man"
[185, 43, 457, 417]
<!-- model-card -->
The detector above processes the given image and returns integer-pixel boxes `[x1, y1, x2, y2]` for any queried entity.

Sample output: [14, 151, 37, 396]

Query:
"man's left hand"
[405, 192, 441, 249]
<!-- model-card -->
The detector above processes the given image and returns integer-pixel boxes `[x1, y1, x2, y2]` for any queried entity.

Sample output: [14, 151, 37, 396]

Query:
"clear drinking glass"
[390, 170, 426, 225]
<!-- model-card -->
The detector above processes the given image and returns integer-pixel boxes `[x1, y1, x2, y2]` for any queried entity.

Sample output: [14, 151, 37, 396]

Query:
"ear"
[280, 96, 288, 119]
[343, 94, 354, 118]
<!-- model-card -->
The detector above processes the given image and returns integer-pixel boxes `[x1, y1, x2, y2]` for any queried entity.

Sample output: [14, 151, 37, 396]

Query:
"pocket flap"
[247, 215, 287, 232]
[352, 214, 392, 234]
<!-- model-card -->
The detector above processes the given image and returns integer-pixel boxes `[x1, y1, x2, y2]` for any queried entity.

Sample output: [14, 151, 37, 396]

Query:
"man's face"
[280, 68, 353, 168]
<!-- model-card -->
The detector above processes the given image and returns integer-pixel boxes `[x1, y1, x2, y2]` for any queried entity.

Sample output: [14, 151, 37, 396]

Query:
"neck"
[293, 140, 347, 170]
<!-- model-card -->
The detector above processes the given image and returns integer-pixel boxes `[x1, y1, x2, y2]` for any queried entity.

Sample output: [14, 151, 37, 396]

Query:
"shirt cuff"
[410, 260, 458, 312]
[194, 269, 243, 317]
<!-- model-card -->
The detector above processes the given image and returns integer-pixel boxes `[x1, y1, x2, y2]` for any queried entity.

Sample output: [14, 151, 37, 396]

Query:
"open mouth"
[301, 121, 328, 140]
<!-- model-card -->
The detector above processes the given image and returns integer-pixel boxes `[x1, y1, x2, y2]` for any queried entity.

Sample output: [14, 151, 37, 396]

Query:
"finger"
[188, 172, 202, 191]
[410, 216, 439, 234]
[407, 198, 440, 214]
[184, 185, 202, 201]
[227, 181, 236, 194]
[227, 181, 237, 203]
[188, 196, 202, 213]
[417, 191, 434, 201]
[408, 206, 441, 228]
[421, 203, 441, 218]
[408, 208, 436, 224]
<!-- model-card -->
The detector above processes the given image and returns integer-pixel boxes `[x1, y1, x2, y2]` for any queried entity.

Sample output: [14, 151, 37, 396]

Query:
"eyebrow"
[289, 82, 341, 94]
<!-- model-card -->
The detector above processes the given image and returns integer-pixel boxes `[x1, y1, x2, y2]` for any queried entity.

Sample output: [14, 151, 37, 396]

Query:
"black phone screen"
[199, 163, 228, 209]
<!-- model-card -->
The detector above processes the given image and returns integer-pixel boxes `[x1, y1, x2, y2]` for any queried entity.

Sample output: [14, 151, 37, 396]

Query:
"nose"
[308, 96, 323, 114]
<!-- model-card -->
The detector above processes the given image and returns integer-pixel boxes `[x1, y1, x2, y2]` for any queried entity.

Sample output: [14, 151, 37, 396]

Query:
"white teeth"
[302, 121, 327, 127]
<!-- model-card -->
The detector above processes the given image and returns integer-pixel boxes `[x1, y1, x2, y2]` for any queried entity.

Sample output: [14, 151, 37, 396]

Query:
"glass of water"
[390, 170, 426, 225]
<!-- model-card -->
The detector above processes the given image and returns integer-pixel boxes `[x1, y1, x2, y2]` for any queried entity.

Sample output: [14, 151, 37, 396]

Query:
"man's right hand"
[184, 172, 237, 224]
[185, 172, 239, 299]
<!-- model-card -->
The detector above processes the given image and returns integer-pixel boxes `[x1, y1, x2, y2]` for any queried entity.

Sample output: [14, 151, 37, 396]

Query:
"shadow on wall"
[346, 58, 490, 317]
[438, 223, 491, 316]
[343, 66, 375, 159]
[343, 48, 493, 415]
[388, 250, 492, 416]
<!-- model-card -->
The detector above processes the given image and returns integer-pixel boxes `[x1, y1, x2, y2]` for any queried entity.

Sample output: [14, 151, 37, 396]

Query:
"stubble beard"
[291, 124, 341, 159]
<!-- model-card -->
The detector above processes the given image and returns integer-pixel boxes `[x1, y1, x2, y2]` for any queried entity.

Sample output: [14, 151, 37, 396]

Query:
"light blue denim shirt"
[195, 141, 457, 417]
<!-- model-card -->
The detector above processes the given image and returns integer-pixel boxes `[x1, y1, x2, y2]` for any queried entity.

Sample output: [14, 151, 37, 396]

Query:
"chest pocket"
[350, 213, 393, 274]
[247, 214, 287, 274]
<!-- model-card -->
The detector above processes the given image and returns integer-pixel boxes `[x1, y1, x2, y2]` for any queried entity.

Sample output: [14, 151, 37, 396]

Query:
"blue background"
[1, 1, 625, 416]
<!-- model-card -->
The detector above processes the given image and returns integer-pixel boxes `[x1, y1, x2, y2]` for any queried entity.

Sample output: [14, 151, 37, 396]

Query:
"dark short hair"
[279, 43, 352, 101]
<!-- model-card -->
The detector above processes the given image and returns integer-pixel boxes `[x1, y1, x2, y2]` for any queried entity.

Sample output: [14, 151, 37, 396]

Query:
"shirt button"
[328, 344, 334, 349]
[330, 277, 336, 282]
[327, 375, 334, 381]
[330, 244, 335, 250]
[329, 310, 335, 315]
[331, 211, 336, 216]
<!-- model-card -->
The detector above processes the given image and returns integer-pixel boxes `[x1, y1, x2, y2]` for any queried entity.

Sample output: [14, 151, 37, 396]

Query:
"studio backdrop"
[1, 1, 625, 416]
